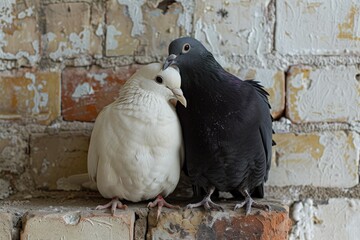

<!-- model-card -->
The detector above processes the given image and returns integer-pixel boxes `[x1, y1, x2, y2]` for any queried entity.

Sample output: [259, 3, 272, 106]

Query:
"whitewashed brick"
[194, 0, 272, 62]
[21, 211, 135, 240]
[0, 212, 12, 240]
[276, 0, 360, 54]
[267, 131, 360, 188]
[286, 65, 360, 123]
[314, 199, 360, 240]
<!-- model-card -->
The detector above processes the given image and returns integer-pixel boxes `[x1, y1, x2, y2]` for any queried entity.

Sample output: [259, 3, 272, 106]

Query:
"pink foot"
[147, 195, 180, 221]
[96, 197, 127, 216]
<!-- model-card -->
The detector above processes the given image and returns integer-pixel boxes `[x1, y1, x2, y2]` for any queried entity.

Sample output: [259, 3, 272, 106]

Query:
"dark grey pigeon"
[163, 37, 275, 214]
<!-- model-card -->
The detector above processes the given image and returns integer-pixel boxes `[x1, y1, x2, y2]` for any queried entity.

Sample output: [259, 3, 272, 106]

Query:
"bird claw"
[147, 195, 180, 221]
[96, 198, 127, 216]
[187, 198, 224, 211]
[234, 197, 270, 215]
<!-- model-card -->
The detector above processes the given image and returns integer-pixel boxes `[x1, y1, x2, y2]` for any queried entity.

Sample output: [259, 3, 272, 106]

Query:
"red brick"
[0, 69, 60, 124]
[62, 65, 141, 122]
[147, 203, 291, 240]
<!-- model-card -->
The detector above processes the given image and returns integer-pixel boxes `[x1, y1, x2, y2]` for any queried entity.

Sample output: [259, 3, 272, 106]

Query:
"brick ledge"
[0, 192, 291, 240]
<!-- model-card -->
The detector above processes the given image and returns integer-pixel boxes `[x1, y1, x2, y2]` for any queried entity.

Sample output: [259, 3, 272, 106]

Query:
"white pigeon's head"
[136, 63, 187, 107]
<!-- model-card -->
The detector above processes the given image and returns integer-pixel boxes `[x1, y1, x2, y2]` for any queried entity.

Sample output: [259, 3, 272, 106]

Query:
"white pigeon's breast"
[94, 93, 182, 202]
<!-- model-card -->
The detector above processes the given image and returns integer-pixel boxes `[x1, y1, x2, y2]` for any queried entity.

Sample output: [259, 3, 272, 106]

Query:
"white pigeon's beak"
[170, 87, 187, 107]
[163, 54, 177, 70]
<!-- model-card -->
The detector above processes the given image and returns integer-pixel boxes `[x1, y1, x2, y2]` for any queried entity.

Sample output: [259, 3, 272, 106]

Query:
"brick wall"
[0, 0, 359, 239]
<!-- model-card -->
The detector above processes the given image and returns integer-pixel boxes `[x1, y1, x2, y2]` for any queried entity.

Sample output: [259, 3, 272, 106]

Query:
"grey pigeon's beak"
[163, 54, 177, 70]
[170, 88, 187, 107]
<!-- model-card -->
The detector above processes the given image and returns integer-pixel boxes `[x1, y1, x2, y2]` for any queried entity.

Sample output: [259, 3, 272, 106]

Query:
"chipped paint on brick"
[87, 73, 108, 86]
[95, 23, 104, 37]
[0, 0, 39, 65]
[17, 6, 34, 19]
[71, 83, 95, 102]
[0, 0, 16, 24]
[177, 0, 194, 35]
[106, 25, 122, 50]
[48, 28, 91, 61]
[44, 3, 102, 60]
[0, 70, 60, 124]
[116, 0, 145, 37]
[24, 73, 49, 115]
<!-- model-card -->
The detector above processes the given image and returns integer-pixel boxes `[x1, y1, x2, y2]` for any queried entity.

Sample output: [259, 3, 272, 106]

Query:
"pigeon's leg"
[96, 197, 127, 216]
[147, 195, 180, 221]
[187, 186, 224, 211]
[234, 190, 270, 215]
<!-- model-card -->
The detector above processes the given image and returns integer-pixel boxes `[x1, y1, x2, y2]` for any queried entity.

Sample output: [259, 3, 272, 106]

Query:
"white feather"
[87, 63, 184, 202]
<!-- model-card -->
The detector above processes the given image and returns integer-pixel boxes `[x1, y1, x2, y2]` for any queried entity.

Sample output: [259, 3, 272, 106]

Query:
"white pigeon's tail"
[56, 173, 98, 191]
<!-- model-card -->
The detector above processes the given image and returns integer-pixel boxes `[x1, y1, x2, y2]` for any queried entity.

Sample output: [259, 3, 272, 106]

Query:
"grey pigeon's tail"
[245, 80, 270, 107]
[246, 80, 276, 146]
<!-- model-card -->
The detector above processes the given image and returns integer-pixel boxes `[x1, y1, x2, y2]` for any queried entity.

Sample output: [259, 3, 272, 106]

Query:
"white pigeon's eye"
[155, 76, 163, 84]
[182, 43, 191, 53]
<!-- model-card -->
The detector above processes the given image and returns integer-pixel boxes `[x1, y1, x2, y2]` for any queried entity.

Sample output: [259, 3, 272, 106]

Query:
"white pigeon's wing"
[87, 106, 109, 183]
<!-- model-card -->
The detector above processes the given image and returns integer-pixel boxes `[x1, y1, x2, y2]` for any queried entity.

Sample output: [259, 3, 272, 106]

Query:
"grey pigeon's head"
[163, 37, 212, 72]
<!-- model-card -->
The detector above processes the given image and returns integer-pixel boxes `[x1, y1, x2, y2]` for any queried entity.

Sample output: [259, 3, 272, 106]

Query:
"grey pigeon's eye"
[182, 43, 191, 53]
[155, 76, 163, 84]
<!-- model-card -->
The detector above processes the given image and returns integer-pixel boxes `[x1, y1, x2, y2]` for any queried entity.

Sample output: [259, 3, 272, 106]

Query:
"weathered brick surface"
[21, 211, 135, 240]
[291, 198, 360, 240]
[0, 127, 27, 174]
[239, 69, 285, 118]
[141, 2, 183, 56]
[29, 133, 89, 190]
[0, 212, 13, 240]
[62, 65, 141, 121]
[313, 198, 360, 240]
[147, 204, 291, 240]
[286, 65, 360, 123]
[267, 131, 360, 188]
[0, 0, 40, 65]
[105, 0, 141, 56]
[0, 69, 60, 124]
[105, 1, 185, 57]
[44, 2, 102, 60]
[276, 0, 360, 54]
[194, 0, 272, 59]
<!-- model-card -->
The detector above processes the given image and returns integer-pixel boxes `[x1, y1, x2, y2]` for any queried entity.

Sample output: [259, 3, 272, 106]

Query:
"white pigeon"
[87, 63, 186, 217]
